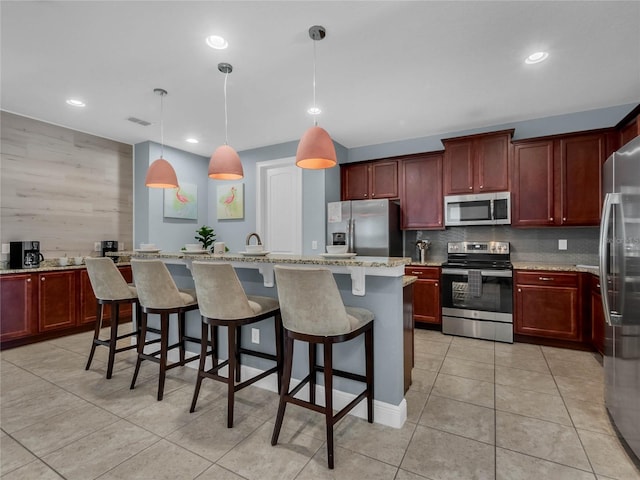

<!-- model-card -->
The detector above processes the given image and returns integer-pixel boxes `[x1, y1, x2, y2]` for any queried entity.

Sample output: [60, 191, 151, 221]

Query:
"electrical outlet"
[1, 244, 9, 254]
[312, 240, 318, 250]
[558, 239, 567, 250]
[251, 328, 260, 344]
[119, 242, 125, 251]
[94, 242, 101, 252]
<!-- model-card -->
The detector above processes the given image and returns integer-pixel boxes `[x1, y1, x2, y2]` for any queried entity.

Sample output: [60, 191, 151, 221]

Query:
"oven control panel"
[447, 241, 510, 255]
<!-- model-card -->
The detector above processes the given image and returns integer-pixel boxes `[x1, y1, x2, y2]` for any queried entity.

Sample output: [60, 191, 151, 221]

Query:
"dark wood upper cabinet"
[341, 160, 398, 200]
[400, 152, 443, 230]
[616, 104, 640, 148]
[511, 140, 555, 226]
[512, 129, 614, 227]
[442, 130, 512, 195]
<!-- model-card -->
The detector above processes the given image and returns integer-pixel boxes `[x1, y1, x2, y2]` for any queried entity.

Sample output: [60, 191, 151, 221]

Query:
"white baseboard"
[157, 348, 407, 429]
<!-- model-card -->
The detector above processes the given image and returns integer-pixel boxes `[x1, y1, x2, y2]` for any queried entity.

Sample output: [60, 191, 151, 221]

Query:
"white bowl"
[74, 256, 83, 265]
[326, 245, 348, 254]
[140, 243, 157, 250]
[58, 257, 69, 266]
[245, 244, 264, 253]
[184, 243, 203, 252]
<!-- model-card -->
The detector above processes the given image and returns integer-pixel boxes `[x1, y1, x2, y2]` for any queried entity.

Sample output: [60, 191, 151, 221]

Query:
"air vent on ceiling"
[127, 116, 152, 126]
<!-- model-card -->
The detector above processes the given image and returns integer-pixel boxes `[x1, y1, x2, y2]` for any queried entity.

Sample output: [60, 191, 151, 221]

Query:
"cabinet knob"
[469, 186, 473, 190]
[364, 194, 368, 197]
[372, 193, 375, 197]
[549, 217, 554, 221]
[479, 185, 483, 189]
[518, 288, 521, 292]
[41, 277, 45, 281]
[596, 283, 600, 288]
[27, 278, 31, 283]
[435, 283, 438, 287]
[563, 217, 566, 221]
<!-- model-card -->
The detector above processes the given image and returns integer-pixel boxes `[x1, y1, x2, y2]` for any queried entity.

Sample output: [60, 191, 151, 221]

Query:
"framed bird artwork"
[163, 182, 198, 219]
[217, 183, 244, 220]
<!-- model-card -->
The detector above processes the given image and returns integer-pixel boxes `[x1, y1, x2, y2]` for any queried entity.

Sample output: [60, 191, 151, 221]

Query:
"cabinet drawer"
[515, 271, 579, 287]
[405, 266, 440, 280]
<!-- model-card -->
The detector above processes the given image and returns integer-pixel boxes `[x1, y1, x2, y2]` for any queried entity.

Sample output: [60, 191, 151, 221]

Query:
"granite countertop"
[0, 258, 131, 275]
[407, 261, 443, 267]
[114, 251, 411, 268]
[403, 275, 418, 287]
[512, 262, 600, 275]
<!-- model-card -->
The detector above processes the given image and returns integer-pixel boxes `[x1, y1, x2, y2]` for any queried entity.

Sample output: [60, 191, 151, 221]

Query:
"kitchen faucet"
[246, 232, 262, 246]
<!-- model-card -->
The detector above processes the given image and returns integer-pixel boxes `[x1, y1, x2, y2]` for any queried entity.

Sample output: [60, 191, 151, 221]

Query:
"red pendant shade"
[295, 126, 337, 169]
[145, 158, 179, 188]
[209, 144, 244, 180]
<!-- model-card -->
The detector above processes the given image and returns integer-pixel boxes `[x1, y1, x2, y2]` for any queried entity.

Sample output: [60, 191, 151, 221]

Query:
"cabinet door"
[413, 279, 441, 324]
[79, 269, 100, 325]
[558, 133, 606, 226]
[511, 140, 555, 226]
[619, 115, 639, 147]
[515, 284, 580, 340]
[0, 274, 36, 341]
[443, 140, 474, 195]
[38, 270, 77, 332]
[341, 163, 369, 200]
[370, 161, 398, 199]
[400, 154, 443, 229]
[476, 133, 510, 192]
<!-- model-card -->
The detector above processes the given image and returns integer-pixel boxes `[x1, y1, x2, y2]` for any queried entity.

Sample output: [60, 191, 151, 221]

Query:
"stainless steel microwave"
[444, 192, 511, 226]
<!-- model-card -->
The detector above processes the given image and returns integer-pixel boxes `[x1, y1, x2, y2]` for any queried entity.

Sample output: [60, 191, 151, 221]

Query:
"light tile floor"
[1, 326, 639, 479]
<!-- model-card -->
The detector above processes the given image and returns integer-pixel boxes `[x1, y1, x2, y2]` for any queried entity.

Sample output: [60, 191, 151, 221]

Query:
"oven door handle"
[441, 268, 512, 278]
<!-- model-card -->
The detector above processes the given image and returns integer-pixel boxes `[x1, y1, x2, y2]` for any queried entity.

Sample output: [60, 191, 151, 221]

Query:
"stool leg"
[85, 302, 103, 371]
[178, 311, 186, 365]
[130, 310, 148, 390]
[235, 325, 242, 383]
[365, 326, 374, 423]
[274, 313, 283, 394]
[211, 324, 218, 369]
[106, 303, 119, 379]
[271, 335, 294, 446]
[323, 341, 335, 469]
[227, 325, 237, 428]
[157, 312, 169, 401]
[134, 301, 142, 347]
[190, 320, 208, 413]
[309, 342, 316, 404]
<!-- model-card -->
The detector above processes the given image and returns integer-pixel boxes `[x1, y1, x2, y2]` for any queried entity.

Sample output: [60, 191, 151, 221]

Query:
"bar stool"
[129, 259, 201, 401]
[270, 266, 374, 469]
[189, 261, 282, 428]
[84, 257, 140, 379]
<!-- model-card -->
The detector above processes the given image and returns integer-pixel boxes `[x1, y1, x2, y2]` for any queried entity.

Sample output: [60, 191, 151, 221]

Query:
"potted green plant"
[195, 225, 216, 252]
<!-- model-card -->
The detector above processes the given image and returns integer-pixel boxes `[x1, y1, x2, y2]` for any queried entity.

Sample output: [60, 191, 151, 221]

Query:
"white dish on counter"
[135, 249, 161, 253]
[319, 253, 357, 259]
[238, 251, 270, 256]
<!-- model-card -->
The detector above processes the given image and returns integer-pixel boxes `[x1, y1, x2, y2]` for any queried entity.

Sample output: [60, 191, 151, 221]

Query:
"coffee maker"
[101, 240, 119, 262]
[10, 241, 44, 269]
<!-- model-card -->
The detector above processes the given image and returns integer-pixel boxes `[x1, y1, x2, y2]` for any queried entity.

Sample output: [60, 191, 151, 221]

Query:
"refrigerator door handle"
[348, 218, 355, 254]
[599, 192, 620, 326]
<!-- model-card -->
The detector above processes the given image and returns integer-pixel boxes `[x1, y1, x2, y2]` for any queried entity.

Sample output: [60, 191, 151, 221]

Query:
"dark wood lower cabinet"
[514, 270, 583, 342]
[1, 265, 133, 349]
[405, 266, 441, 325]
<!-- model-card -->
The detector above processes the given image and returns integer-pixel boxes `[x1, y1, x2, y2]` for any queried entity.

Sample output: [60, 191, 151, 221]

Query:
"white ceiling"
[2, 1, 639, 158]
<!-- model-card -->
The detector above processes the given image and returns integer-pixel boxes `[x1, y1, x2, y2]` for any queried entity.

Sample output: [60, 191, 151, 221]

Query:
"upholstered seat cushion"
[346, 306, 375, 332]
[247, 295, 280, 316]
[178, 289, 197, 306]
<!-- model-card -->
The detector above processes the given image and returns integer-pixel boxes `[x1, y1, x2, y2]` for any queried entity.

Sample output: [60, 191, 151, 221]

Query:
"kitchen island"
[115, 251, 412, 428]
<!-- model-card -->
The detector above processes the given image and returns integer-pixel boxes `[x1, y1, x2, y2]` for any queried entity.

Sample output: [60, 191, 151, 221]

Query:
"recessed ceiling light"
[66, 98, 86, 107]
[206, 35, 228, 50]
[185, 138, 199, 144]
[307, 106, 322, 115]
[525, 51, 549, 64]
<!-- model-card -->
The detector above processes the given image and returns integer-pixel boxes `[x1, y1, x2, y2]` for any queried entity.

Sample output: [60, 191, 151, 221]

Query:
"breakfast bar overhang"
[116, 251, 412, 428]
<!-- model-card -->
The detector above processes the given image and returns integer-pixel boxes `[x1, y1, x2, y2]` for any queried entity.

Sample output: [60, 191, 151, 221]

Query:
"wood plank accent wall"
[0, 112, 133, 258]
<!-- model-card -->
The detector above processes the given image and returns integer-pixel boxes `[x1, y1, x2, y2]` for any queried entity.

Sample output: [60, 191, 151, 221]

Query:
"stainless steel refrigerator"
[327, 199, 402, 256]
[599, 135, 640, 460]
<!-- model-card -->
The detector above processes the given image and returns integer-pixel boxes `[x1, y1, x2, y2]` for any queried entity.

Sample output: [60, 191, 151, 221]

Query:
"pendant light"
[296, 25, 337, 170]
[145, 88, 179, 188]
[209, 63, 244, 180]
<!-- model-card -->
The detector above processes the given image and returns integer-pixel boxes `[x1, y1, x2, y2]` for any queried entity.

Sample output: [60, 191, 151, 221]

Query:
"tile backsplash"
[404, 226, 599, 266]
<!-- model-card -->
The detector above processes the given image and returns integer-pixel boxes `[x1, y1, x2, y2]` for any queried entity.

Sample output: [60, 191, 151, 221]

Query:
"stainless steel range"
[441, 241, 513, 343]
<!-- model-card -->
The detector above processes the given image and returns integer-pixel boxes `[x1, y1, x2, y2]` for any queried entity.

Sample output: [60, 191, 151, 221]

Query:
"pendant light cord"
[312, 37, 318, 127]
[159, 91, 165, 159]
[224, 71, 230, 145]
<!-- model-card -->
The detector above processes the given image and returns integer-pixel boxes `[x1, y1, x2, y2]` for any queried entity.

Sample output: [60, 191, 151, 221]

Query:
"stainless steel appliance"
[101, 240, 119, 262]
[441, 241, 513, 343]
[9, 241, 44, 269]
[599, 135, 640, 460]
[327, 199, 402, 256]
[444, 191, 510, 226]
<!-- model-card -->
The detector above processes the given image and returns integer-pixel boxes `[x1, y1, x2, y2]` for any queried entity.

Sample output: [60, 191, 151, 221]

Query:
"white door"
[256, 157, 302, 254]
